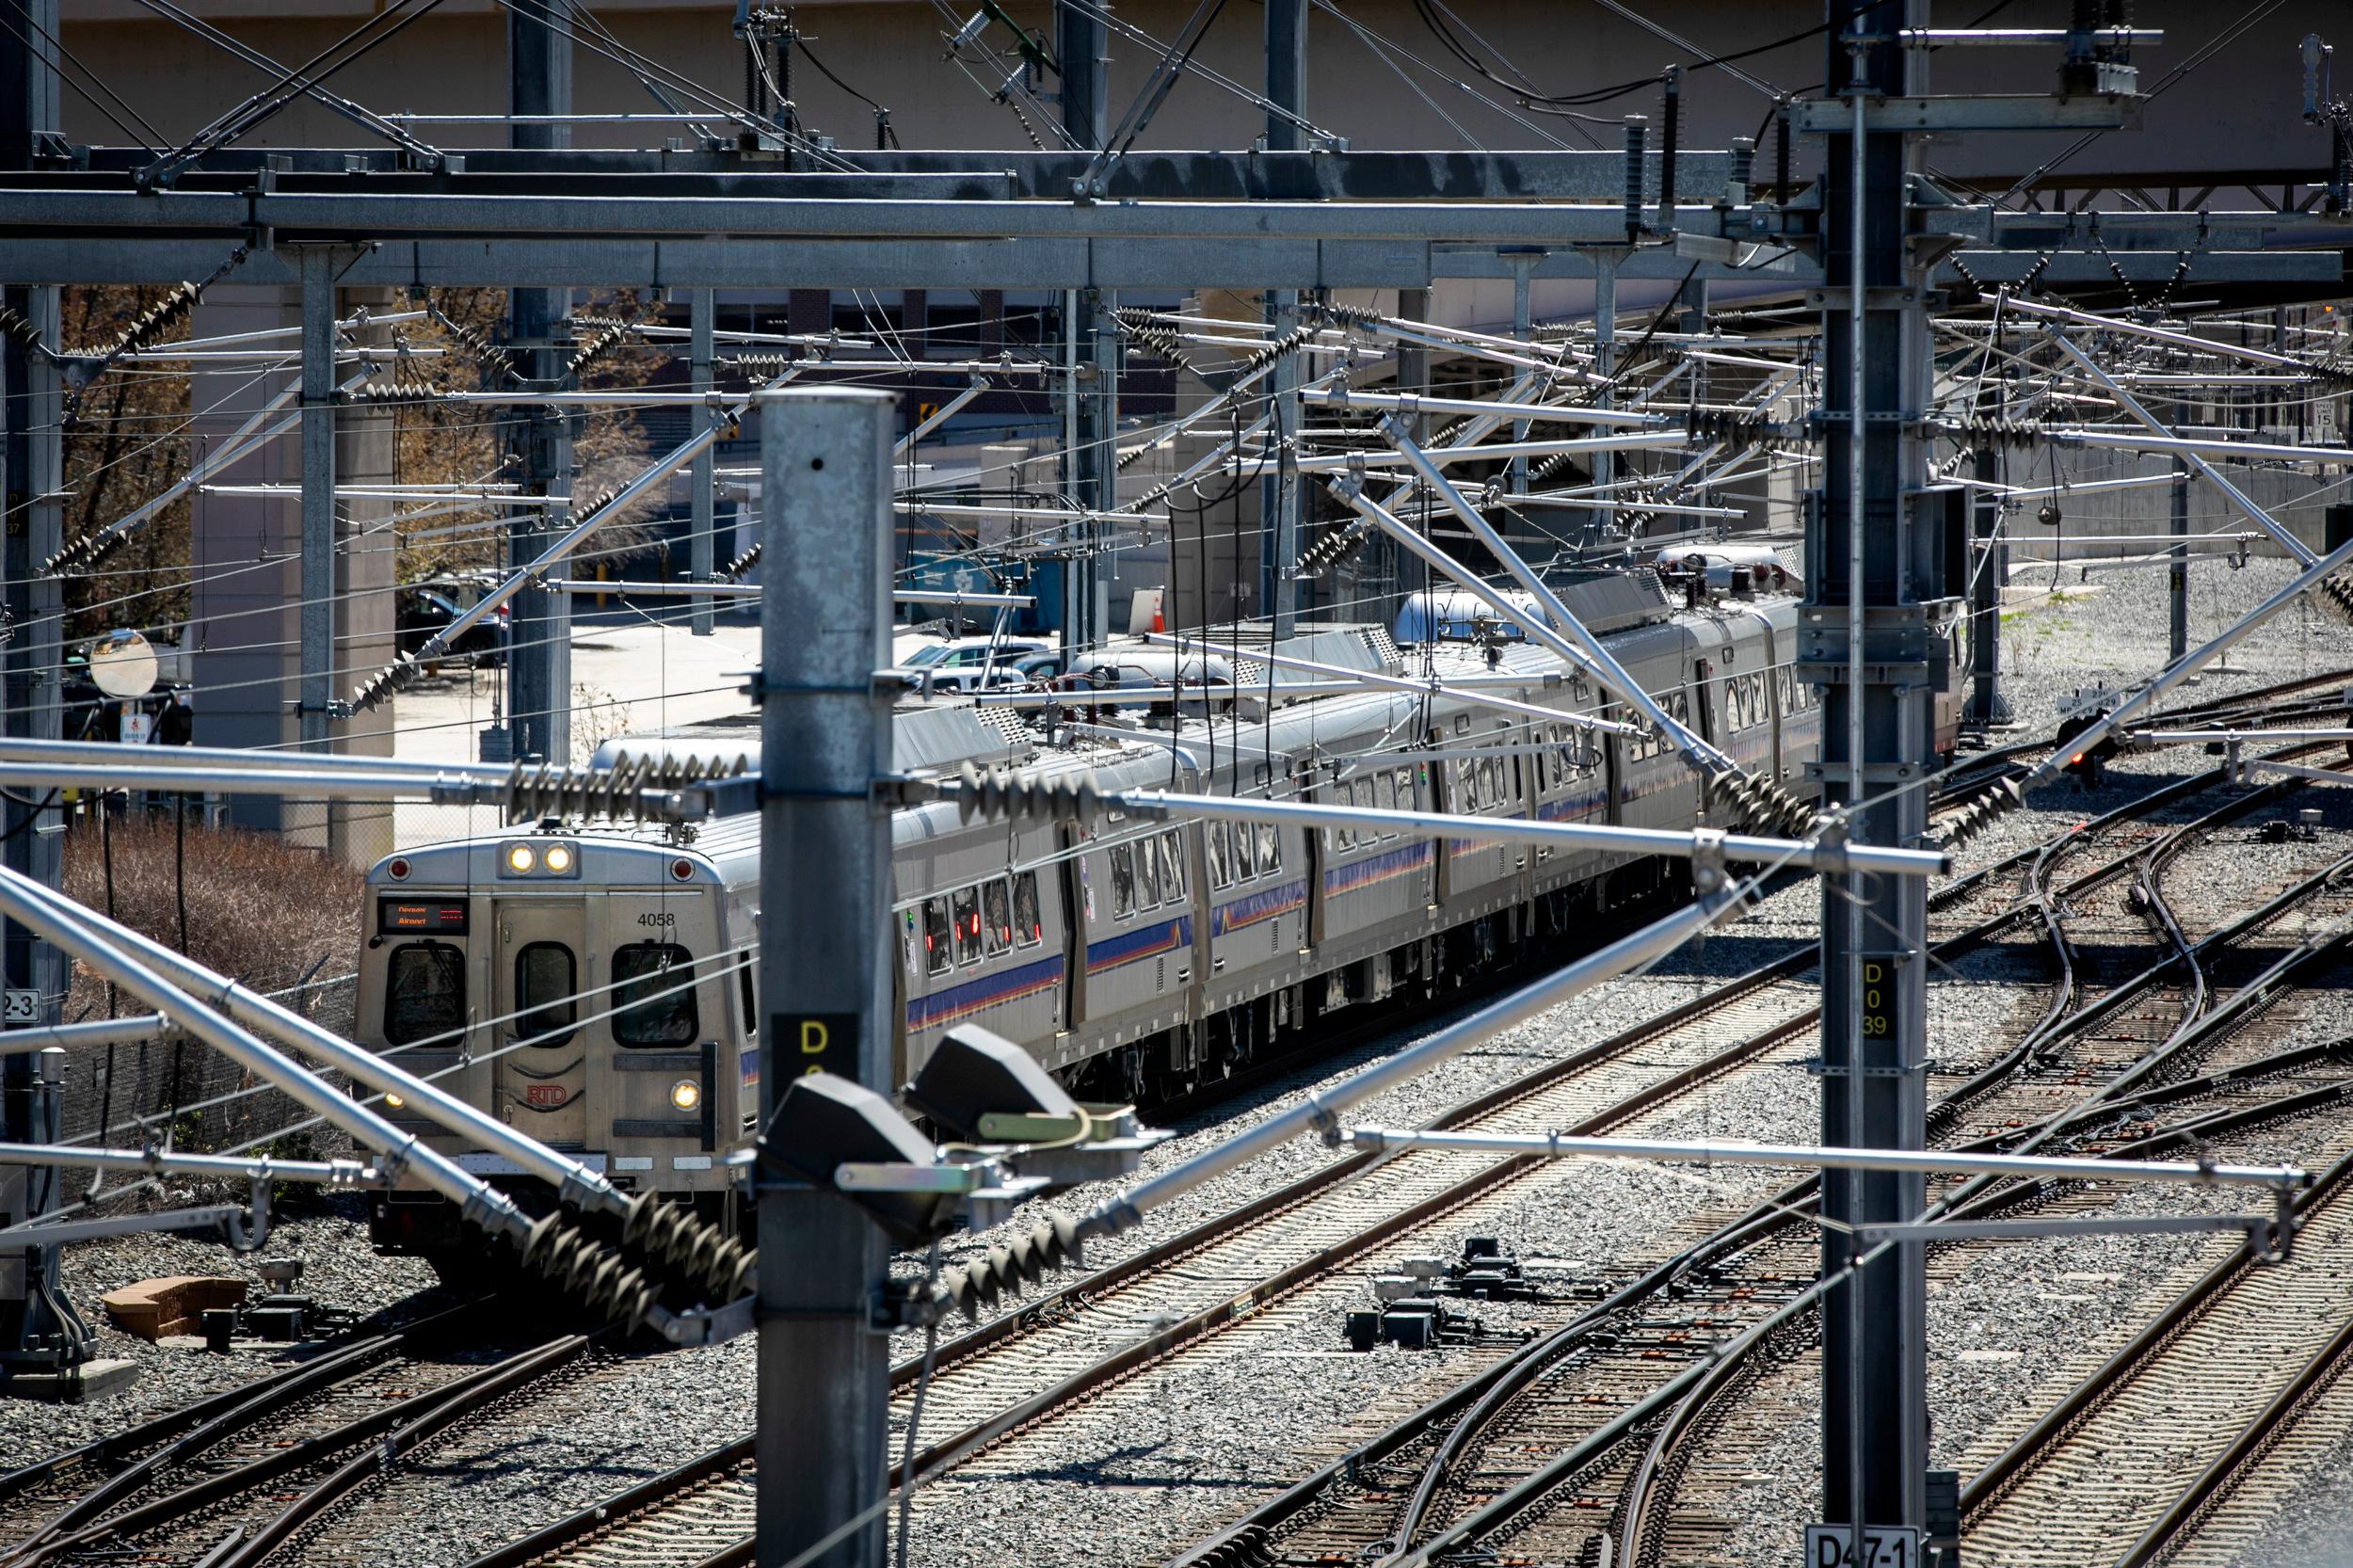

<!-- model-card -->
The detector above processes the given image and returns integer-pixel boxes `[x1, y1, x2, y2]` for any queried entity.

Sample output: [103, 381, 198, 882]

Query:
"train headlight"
[504, 843, 536, 875]
[384, 1091, 405, 1110]
[542, 842, 573, 875]
[670, 1079, 702, 1112]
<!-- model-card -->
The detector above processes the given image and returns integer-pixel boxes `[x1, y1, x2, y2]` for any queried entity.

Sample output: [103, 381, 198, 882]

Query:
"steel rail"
[471, 696, 2353, 1568]
[210, 1335, 600, 1568]
[1209, 765, 2353, 1566]
[1959, 1143, 2353, 1519]
[2114, 1310, 2353, 1567]
[0, 1299, 491, 1555]
[8, 1333, 596, 1568]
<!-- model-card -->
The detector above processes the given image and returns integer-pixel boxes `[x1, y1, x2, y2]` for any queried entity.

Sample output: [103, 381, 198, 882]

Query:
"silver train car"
[354, 581, 1826, 1264]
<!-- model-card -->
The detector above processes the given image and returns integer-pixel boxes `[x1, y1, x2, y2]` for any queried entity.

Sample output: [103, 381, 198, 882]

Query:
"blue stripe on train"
[1322, 840, 1432, 895]
[1086, 916, 1192, 974]
[906, 952, 1063, 1032]
[1212, 880, 1306, 936]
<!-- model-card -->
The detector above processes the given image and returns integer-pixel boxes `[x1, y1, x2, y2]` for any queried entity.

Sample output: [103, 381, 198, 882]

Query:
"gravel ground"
[0, 1192, 446, 1462]
[273, 885, 1830, 1568]
[18, 558, 2353, 1565]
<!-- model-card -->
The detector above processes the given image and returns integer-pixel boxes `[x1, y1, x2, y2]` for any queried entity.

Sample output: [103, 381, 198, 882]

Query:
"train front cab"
[357, 835, 755, 1266]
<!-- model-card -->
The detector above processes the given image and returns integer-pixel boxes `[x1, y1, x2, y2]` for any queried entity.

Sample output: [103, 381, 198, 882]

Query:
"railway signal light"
[2055, 707, 2118, 786]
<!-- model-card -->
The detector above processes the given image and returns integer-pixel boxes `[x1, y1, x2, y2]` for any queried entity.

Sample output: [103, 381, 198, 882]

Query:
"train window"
[514, 942, 578, 1047]
[384, 942, 464, 1048]
[1395, 767, 1416, 810]
[1159, 830, 1186, 900]
[952, 886, 984, 966]
[1480, 755, 1503, 808]
[1135, 834, 1162, 906]
[1012, 871, 1043, 946]
[1376, 771, 1397, 814]
[1207, 822, 1231, 888]
[1332, 785, 1354, 851]
[982, 879, 1013, 957]
[1258, 821, 1282, 872]
[740, 965, 759, 1036]
[1231, 818, 1257, 879]
[612, 943, 699, 1047]
[1110, 843, 1137, 917]
[922, 898, 953, 976]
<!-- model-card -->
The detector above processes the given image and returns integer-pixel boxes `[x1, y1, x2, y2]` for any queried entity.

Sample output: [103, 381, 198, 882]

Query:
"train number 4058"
[635, 911, 677, 927]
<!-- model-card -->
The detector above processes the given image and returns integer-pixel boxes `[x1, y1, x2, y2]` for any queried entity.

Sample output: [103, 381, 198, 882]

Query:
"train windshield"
[612, 942, 699, 1046]
[384, 941, 465, 1048]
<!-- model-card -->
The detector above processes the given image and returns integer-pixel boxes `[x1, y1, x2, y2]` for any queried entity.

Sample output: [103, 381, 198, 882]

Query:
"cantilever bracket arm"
[1341, 423, 1740, 779]
[894, 375, 990, 456]
[2045, 333, 2318, 569]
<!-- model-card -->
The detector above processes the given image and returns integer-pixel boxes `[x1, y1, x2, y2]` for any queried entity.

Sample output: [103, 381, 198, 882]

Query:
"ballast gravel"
[17, 555, 2353, 1567]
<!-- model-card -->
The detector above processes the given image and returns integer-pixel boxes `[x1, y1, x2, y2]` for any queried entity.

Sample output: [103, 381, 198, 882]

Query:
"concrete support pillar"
[504, 0, 573, 765]
[186, 282, 396, 860]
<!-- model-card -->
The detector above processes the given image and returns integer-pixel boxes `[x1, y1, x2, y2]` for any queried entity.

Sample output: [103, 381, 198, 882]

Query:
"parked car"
[1009, 650, 1066, 684]
[899, 636, 1052, 694]
[397, 584, 509, 664]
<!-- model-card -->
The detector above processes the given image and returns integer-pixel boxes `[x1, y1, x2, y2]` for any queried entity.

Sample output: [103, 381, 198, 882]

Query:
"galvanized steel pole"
[2170, 449, 2190, 662]
[691, 288, 718, 638]
[1811, 0, 1931, 1544]
[756, 390, 899, 1568]
[1260, 0, 1307, 635]
[1058, 1, 1110, 658]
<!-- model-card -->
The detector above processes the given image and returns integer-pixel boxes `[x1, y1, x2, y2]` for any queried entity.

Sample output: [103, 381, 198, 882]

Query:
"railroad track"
[0, 1301, 491, 1557]
[430, 679, 2353, 1568]
[1164, 773, 2353, 1568]
[470, 742, 2346, 1568]
[1587, 816, 2353, 1568]
[0, 1306, 607, 1568]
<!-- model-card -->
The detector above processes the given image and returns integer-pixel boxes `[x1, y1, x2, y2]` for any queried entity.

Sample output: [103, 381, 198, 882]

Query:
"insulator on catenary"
[952, 761, 1109, 825]
[493, 1201, 756, 1333]
[1290, 520, 1370, 578]
[937, 1213, 1084, 1319]
[1112, 310, 1204, 381]
[620, 1192, 758, 1304]
[344, 652, 427, 716]
[515, 1212, 659, 1331]
[503, 753, 749, 824]
[72, 280, 199, 362]
[44, 525, 133, 577]
[566, 318, 638, 377]
[1937, 776, 2025, 853]
[721, 539, 763, 583]
[347, 378, 458, 407]
[2315, 572, 2353, 629]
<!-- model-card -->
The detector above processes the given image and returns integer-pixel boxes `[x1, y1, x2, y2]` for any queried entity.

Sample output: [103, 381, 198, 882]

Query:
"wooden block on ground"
[100, 1275, 248, 1340]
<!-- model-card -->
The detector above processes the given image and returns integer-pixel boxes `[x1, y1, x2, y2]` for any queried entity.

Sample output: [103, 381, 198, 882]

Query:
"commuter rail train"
[355, 572, 1841, 1265]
